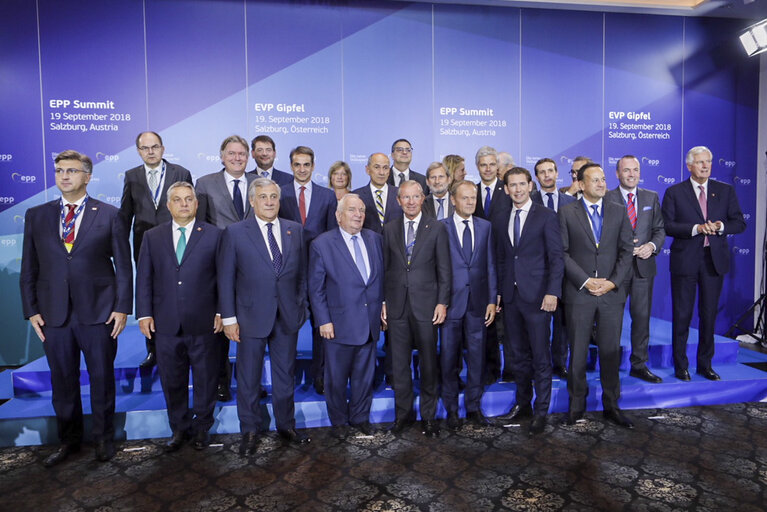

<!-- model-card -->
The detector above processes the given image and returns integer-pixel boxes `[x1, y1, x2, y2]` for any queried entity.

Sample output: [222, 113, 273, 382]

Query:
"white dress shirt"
[689, 178, 724, 236]
[339, 227, 370, 281]
[452, 213, 475, 249]
[403, 212, 423, 246]
[59, 194, 88, 240]
[508, 198, 532, 246]
[225, 172, 248, 212]
[293, 180, 313, 215]
[144, 161, 166, 206]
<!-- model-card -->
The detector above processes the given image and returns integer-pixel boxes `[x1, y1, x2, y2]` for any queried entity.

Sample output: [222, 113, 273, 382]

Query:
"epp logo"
[641, 157, 660, 166]
[96, 193, 120, 204]
[662, 248, 671, 255]
[196, 153, 220, 162]
[1, 239, 16, 247]
[733, 176, 751, 185]
[559, 156, 573, 165]
[0, 196, 15, 204]
[0, 154, 12, 161]
[718, 158, 736, 168]
[743, 213, 751, 220]
[657, 175, 675, 184]
[14, 215, 24, 223]
[11, 173, 36, 183]
[732, 246, 750, 255]
[95, 152, 119, 162]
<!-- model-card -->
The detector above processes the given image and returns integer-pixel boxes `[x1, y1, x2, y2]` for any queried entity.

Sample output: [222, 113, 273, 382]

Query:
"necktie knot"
[627, 192, 634, 202]
[66, 203, 76, 213]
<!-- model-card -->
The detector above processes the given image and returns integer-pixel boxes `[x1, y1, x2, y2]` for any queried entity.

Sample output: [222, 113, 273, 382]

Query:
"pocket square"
[642, 206, 652, 211]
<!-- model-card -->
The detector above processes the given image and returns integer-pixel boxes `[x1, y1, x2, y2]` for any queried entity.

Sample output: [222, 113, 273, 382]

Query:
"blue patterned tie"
[462, 220, 472, 262]
[590, 204, 602, 244]
[406, 220, 415, 263]
[266, 222, 282, 274]
[546, 192, 555, 211]
[351, 235, 368, 283]
[176, 227, 186, 264]
[233, 179, 244, 220]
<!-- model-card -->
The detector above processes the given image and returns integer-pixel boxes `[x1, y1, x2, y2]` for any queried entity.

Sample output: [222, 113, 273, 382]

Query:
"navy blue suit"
[353, 184, 403, 234]
[661, 178, 746, 372]
[495, 202, 563, 415]
[249, 167, 293, 186]
[218, 217, 307, 433]
[20, 198, 132, 445]
[532, 190, 576, 371]
[308, 228, 384, 426]
[440, 216, 496, 414]
[136, 221, 222, 435]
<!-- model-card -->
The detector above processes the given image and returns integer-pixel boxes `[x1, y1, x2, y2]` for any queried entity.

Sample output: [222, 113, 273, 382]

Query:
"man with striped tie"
[605, 155, 665, 384]
[353, 153, 402, 234]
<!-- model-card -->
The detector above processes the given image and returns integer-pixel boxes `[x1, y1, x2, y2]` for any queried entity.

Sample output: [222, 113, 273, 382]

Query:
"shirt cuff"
[137, 316, 152, 322]
[222, 316, 237, 326]
[579, 278, 589, 290]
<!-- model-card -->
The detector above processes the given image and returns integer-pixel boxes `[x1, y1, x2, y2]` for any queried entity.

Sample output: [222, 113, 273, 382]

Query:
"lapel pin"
[197, 227, 202, 231]
[91, 207, 98, 210]
[287, 230, 292, 235]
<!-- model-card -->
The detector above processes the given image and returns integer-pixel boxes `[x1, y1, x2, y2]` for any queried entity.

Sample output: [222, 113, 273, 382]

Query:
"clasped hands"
[584, 278, 615, 297]
[697, 220, 722, 236]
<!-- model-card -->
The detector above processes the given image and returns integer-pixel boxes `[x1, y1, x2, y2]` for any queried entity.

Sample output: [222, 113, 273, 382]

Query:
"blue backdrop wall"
[0, 0, 759, 365]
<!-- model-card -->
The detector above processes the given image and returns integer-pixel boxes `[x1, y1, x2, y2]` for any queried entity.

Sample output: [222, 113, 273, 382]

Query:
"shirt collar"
[61, 194, 87, 207]
[514, 198, 533, 213]
[619, 186, 637, 202]
[172, 218, 195, 232]
[257, 166, 274, 175]
[404, 211, 422, 226]
[255, 216, 280, 229]
[294, 180, 312, 193]
[582, 196, 603, 210]
[690, 177, 708, 193]
[339, 226, 362, 242]
[144, 161, 164, 173]
[224, 170, 246, 184]
[481, 178, 498, 190]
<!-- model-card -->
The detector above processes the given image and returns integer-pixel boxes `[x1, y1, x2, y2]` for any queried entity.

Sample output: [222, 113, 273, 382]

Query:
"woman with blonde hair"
[442, 154, 466, 185]
[328, 160, 352, 201]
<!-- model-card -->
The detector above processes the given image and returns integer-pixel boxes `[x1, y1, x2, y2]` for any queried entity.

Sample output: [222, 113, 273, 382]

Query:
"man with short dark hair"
[249, 135, 293, 185]
[387, 138, 429, 195]
[560, 156, 591, 198]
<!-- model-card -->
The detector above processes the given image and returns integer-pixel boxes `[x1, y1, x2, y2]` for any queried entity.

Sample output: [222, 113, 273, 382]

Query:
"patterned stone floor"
[1, 403, 766, 511]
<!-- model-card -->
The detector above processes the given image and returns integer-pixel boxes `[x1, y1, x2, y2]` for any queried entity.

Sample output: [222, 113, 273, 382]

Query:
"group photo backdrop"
[0, 0, 759, 365]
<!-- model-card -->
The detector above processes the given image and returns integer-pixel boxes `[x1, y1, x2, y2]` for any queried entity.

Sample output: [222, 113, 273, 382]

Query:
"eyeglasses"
[138, 145, 162, 152]
[393, 147, 413, 154]
[54, 167, 86, 175]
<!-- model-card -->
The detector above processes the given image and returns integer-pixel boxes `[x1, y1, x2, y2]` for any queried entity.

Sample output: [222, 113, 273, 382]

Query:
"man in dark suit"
[387, 138, 429, 195]
[218, 178, 311, 454]
[136, 182, 223, 452]
[383, 181, 451, 437]
[661, 146, 746, 381]
[422, 162, 454, 220]
[531, 157, 576, 379]
[605, 155, 666, 384]
[195, 135, 257, 403]
[440, 180, 496, 430]
[249, 135, 293, 186]
[353, 153, 402, 234]
[20, 150, 132, 466]
[308, 194, 384, 438]
[120, 131, 193, 369]
[279, 145, 338, 394]
[493, 167, 564, 435]
[559, 163, 634, 428]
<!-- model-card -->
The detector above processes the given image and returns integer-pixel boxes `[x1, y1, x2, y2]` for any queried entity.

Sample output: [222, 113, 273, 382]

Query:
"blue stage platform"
[1, 316, 766, 447]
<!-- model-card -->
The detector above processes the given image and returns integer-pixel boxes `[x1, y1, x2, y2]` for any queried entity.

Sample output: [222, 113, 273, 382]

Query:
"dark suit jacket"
[119, 160, 193, 262]
[661, 179, 746, 276]
[382, 215, 452, 322]
[136, 221, 221, 336]
[279, 181, 338, 247]
[531, 189, 576, 213]
[353, 183, 403, 234]
[559, 199, 634, 304]
[195, 170, 256, 228]
[218, 217, 307, 337]
[422, 194, 454, 220]
[442, 216, 496, 318]
[495, 202, 563, 305]
[387, 168, 429, 196]
[20, 198, 133, 326]
[605, 187, 666, 278]
[308, 228, 384, 346]
[248, 167, 293, 186]
[474, 180, 510, 223]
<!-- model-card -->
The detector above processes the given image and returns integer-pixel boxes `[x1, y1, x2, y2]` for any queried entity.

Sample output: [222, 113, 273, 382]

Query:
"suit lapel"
[518, 204, 538, 248]
[158, 162, 177, 208]
[575, 200, 597, 247]
[215, 171, 239, 220]
[361, 230, 378, 284]
[70, 200, 99, 253]
[48, 201, 67, 252]
[394, 219, 408, 264]
[279, 221, 295, 274]
[446, 218, 469, 265]
[685, 180, 706, 222]
[410, 218, 431, 263]
[244, 217, 273, 268]
[179, 222, 204, 265]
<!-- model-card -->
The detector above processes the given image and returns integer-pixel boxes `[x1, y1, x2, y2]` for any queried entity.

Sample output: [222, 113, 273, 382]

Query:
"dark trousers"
[565, 297, 625, 413]
[486, 319, 502, 379]
[324, 338, 376, 426]
[551, 303, 569, 370]
[216, 333, 232, 390]
[310, 315, 324, 385]
[236, 316, 298, 433]
[504, 296, 553, 415]
[625, 268, 655, 370]
[440, 311, 486, 414]
[388, 298, 440, 421]
[43, 312, 116, 444]
[155, 332, 219, 435]
[670, 248, 723, 372]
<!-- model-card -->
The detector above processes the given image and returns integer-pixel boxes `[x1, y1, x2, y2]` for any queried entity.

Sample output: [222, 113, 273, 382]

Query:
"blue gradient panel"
[520, 9, 604, 180]
[434, 5, 520, 182]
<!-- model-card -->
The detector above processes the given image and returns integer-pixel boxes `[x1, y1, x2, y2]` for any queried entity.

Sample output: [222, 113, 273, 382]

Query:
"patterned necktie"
[299, 186, 307, 225]
[375, 189, 385, 225]
[267, 222, 282, 274]
[232, 179, 244, 220]
[436, 198, 444, 220]
[406, 220, 415, 263]
[63, 203, 76, 250]
[261, 171, 270, 179]
[513, 209, 521, 247]
[698, 185, 709, 247]
[148, 170, 159, 206]
[351, 235, 368, 283]
[627, 192, 637, 230]
[484, 186, 491, 217]
[399, 172, 405, 186]
[590, 204, 602, 244]
[176, 226, 186, 264]
[462, 220, 472, 262]
[546, 192, 555, 211]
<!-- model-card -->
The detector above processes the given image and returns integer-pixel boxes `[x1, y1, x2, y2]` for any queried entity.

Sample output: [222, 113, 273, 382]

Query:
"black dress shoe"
[217, 384, 232, 402]
[139, 351, 156, 369]
[696, 367, 721, 381]
[603, 409, 635, 429]
[44, 444, 79, 468]
[446, 411, 463, 431]
[466, 411, 491, 426]
[553, 366, 568, 380]
[500, 371, 515, 382]
[561, 411, 584, 426]
[95, 440, 116, 462]
[314, 379, 324, 395]
[352, 422, 377, 436]
[331, 425, 350, 440]
[164, 431, 188, 453]
[388, 417, 414, 434]
[675, 368, 691, 381]
[193, 430, 210, 450]
[529, 415, 547, 435]
[239, 432, 259, 456]
[630, 367, 663, 384]
[421, 420, 440, 437]
[278, 429, 311, 445]
[495, 403, 533, 422]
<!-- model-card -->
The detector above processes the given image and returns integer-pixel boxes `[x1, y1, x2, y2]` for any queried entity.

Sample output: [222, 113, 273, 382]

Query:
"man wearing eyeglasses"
[21, 150, 132, 466]
[387, 138, 429, 196]
[120, 131, 193, 369]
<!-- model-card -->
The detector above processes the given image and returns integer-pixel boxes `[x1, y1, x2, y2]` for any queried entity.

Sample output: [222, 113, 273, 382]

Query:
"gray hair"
[475, 145, 497, 166]
[337, 193, 364, 213]
[686, 146, 712, 165]
[219, 135, 249, 155]
[497, 151, 515, 167]
[397, 180, 424, 198]
[248, 177, 280, 201]
[166, 181, 196, 201]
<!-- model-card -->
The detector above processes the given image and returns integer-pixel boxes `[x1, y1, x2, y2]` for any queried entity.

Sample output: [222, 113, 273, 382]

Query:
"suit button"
[67, 256, 72, 261]
[406, 268, 410, 272]
[514, 256, 518, 260]
[178, 281, 182, 285]
[364, 303, 368, 307]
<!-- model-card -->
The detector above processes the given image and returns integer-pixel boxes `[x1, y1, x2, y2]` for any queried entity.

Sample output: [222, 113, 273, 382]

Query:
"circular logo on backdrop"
[656, 175, 675, 184]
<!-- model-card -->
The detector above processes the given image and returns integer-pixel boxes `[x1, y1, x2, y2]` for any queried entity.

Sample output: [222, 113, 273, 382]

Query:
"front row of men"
[22, 144, 745, 466]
